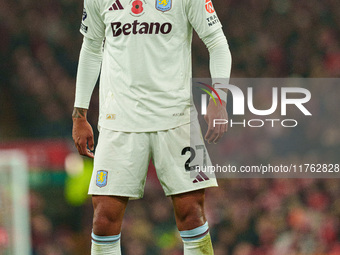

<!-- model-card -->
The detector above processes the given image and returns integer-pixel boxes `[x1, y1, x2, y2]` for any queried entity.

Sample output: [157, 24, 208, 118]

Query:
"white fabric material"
[180, 222, 209, 241]
[88, 120, 217, 199]
[91, 239, 121, 255]
[75, 0, 230, 131]
[74, 37, 103, 109]
[202, 28, 232, 79]
[201, 28, 232, 102]
[182, 233, 214, 255]
[91, 232, 121, 244]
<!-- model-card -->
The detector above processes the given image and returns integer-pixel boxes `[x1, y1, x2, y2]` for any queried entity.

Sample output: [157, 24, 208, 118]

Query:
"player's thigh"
[89, 128, 151, 199]
[151, 120, 217, 197]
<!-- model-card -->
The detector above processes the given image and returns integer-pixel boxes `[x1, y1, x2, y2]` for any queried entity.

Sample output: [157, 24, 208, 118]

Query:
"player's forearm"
[202, 29, 232, 100]
[210, 42, 231, 101]
[74, 37, 103, 109]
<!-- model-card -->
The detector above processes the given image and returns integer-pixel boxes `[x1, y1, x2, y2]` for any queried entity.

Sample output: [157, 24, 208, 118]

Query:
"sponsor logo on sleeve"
[205, 0, 215, 14]
[206, 14, 219, 27]
[204, 0, 219, 27]
[82, 8, 87, 21]
[81, 22, 88, 33]
[156, 0, 171, 12]
[80, 8, 89, 33]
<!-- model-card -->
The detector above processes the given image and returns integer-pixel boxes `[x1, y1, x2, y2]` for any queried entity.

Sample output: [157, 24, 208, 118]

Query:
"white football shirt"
[80, 0, 222, 132]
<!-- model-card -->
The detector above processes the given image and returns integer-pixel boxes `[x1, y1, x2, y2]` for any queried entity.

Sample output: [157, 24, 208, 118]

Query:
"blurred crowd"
[0, 0, 88, 138]
[28, 176, 340, 255]
[1, 0, 340, 254]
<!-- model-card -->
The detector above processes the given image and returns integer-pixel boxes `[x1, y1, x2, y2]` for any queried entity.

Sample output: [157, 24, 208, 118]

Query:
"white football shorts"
[88, 120, 218, 199]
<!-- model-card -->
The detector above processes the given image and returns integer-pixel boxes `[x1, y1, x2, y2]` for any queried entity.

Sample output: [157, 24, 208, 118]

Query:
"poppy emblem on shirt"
[156, 0, 171, 12]
[131, 0, 144, 15]
[205, 0, 215, 14]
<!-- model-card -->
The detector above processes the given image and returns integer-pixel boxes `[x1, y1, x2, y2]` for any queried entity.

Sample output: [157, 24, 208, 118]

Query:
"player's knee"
[92, 205, 124, 235]
[93, 210, 112, 230]
[92, 196, 128, 235]
[175, 199, 205, 228]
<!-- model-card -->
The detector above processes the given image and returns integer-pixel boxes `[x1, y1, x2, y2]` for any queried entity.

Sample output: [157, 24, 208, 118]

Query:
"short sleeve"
[185, 0, 222, 39]
[80, 0, 105, 39]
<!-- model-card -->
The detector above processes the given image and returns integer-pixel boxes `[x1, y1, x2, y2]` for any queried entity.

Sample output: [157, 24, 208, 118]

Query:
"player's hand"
[72, 108, 94, 158]
[204, 99, 228, 144]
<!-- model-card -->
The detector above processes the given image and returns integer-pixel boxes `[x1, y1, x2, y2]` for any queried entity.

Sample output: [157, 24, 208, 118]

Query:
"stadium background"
[1, 0, 340, 254]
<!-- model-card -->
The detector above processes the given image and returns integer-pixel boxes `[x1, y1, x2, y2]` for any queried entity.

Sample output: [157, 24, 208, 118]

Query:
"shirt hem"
[97, 120, 192, 133]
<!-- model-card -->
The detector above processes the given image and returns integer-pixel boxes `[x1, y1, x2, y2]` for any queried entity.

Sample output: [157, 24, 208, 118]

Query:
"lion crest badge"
[156, 0, 171, 12]
[96, 170, 108, 188]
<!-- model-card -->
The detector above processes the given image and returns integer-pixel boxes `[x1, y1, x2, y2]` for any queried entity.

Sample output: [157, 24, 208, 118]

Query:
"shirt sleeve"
[201, 28, 232, 79]
[185, 0, 222, 38]
[80, 0, 105, 40]
[74, 37, 103, 109]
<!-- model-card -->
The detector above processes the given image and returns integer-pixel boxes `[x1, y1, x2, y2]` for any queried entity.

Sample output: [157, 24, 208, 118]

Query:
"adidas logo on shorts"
[193, 172, 210, 183]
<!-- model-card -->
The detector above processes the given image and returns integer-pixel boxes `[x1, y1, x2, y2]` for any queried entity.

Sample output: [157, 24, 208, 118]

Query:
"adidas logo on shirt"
[193, 172, 210, 183]
[109, 0, 124, 11]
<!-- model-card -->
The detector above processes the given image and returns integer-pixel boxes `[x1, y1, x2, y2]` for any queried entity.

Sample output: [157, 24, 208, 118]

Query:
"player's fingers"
[85, 149, 94, 158]
[79, 146, 94, 158]
[211, 123, 222, 144]
[75, 143, 84, 156]
[78, 138, 93, 158]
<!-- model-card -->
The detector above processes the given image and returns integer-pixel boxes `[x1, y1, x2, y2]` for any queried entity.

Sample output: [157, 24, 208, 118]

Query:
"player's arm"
[72, 37, 103, 158]
[73, 0, 105, 158]
[185, 0, 232, 143]
[202, 29, 232, 144]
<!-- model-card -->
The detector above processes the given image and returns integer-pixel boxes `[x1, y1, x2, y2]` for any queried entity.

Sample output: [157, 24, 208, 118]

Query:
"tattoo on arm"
[72, 108, 87, 118]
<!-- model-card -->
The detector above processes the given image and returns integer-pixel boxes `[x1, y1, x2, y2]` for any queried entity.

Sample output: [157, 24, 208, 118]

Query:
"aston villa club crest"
[156, 0, 171, 12]
[96, 170, 108, 188]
